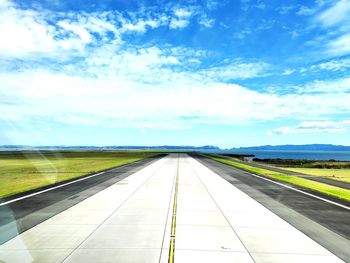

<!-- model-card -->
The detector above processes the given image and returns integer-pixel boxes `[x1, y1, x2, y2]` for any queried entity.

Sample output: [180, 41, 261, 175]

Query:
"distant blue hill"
[0, 145, 220, 151]
[234, 144, 350, 151]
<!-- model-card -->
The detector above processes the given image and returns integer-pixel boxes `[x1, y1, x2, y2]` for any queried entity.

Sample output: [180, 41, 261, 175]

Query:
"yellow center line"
[168, 156, 180, 263]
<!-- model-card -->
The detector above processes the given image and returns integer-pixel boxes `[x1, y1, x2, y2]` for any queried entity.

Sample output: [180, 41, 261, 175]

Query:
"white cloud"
[317, 0, 350, 27]
[169, 19, 190, 29]
[0, 0, 57, 57]
[315, 0, 330, 7]
[201, 61, 270, 80]
[268, 120, 350, 135]
[174, 8, 192, 18]
[121, 19, 161, 33]
[310, 58, 350, 71]
[169, 7, 193, 29]
[303, 78, 350, 93]
[312, 0, 350, 56]
[206, 0, 219, 10]
[1, 69, 276, 127]
[1, 0, 350, 132]
[1, 59, 350, 130]
[296, 6, 316, 16]
[274, 77, 350, 94]
[198, 17, 215, 28]
[277, 5, 296, 15]
[326, 33, 350, 56]
[299, 67, 307, 73]
[83, 16, 118, 35]
[0, 0, 123, 58]
[57, 21, 92, 43]
[253, 2, 266, 10]
[282, 68, 295, 75]
[257, 19, 275, 31]
[235, 28, 252, 39]
[290, 30, 299, 39]
[0, 0, 202, 59]
[84, 46, 182, 83]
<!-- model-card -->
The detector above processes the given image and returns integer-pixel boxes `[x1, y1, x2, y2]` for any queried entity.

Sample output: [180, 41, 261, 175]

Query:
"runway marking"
[168, 157, 179, 263]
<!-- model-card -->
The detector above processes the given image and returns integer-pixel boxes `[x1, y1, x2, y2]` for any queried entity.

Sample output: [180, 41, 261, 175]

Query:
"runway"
[0, 154, 348, 262]
[0, 155, 163, 244]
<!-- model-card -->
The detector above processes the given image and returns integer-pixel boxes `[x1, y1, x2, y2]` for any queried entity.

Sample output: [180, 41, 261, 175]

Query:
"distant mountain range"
[0, 144, 349, 151]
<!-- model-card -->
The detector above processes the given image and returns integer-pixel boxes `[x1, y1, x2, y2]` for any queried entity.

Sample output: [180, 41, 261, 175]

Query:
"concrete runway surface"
[0, 154, 347, 262]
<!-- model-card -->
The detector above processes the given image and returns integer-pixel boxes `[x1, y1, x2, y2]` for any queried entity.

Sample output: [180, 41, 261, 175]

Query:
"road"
[0, 154, 349, 262]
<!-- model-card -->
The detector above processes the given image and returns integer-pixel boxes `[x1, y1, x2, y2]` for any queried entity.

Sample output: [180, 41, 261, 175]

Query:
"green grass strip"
[0, 151, 158, 198]
[206, 155, 350, 202]
[280, 167, 350, 184]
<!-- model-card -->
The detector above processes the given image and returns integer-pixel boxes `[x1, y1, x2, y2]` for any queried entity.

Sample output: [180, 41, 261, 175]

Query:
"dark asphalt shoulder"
[219, 154, 350, 190]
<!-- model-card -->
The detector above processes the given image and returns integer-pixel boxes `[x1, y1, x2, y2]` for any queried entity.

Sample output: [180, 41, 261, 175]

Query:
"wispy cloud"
[314, 0, 350, 56]
[200, 61, 270, 81]
[120, 18, 162, 32]
[198, 15, 215, 28]
[170, 7, 193, 29]
[310, 58, 350, 71]
[268, 120, 350, 135]
[276, 5, 296, 15]
[206, 0, 219, 10]
[317, 0, 350, 27]
[282, 68, 296, 75]
[296, 6, 316, 16]
[277, 58, 350, 77]
[269, 77, 350, 94]
[299, 78, 350, 93]
[326, 33, 350, 56]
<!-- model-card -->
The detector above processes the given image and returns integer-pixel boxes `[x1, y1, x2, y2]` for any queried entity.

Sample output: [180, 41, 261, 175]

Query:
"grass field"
[0, 151, 158, 198]
[206, 155, 350, 202]
[280, 167, 350, 184]
[253, 158, 350, 169]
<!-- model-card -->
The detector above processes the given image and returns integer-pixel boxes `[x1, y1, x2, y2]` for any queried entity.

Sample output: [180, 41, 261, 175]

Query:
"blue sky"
[0, 0, 350, 148]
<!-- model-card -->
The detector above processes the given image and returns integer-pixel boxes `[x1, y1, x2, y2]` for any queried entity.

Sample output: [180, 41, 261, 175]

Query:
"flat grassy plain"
[0, 151, 158, 198]
[253, 158, 350, 169]
[207, 155, 350, 202]
[280, 167, 350, 184]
